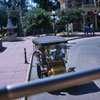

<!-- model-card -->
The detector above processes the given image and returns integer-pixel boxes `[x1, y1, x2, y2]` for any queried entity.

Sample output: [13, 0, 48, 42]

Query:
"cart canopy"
[32, 36, 68, 46]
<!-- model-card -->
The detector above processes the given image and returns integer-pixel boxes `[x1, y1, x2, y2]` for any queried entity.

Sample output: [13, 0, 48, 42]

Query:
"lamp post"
[51, 11, 59, 36]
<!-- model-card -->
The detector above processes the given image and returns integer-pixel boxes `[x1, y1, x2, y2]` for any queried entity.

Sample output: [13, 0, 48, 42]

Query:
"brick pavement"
[0, 36, 35, 100]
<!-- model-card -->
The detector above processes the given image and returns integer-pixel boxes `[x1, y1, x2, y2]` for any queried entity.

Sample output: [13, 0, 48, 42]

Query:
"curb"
[67, 35, 100, 41]
[21, 52, 34, 100]
[67, 37, 82, 41]
[25, 52, 34, 82]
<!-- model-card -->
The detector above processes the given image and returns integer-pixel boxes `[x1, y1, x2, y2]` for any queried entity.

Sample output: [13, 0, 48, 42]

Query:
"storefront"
[58, 0, 100, 31]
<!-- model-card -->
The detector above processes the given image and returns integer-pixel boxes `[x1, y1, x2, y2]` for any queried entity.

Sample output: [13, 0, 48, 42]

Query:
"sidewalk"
[57, 32, 100, 40]
[0, 36, 35, 100]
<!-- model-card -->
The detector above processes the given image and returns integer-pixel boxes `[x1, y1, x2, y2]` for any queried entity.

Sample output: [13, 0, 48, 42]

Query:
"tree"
[0, 4, 7, 32]
[22, 8, 52, 35]
[1, 0, 27, 11]
[56, 8, 83, 30]
[33, 0, 60, 11]
[54, 0, 60, 10]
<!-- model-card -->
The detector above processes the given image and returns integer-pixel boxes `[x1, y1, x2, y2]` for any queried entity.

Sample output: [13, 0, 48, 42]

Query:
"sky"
[3, 0, 37, 7]
[28, 0, 37, 8]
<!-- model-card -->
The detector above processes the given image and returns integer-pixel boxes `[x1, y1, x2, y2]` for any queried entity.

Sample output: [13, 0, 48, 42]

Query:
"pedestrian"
[83, 24, 89, 35]
[68, 23, 73, 35]
[90, 24, 95, 35]
[68, 26, 72, 35]
[35, 46, 46, 65]
[23, 29, 26, 37]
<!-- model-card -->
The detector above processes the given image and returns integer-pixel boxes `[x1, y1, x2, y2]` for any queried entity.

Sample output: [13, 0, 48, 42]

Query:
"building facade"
[58, 0, 100, 31]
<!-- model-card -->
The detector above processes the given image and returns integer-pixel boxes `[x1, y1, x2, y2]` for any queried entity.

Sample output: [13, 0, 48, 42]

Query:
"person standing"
[83, 24, 89, 35]
[68, 23, 73, 35]
[90, 24, 95, 35]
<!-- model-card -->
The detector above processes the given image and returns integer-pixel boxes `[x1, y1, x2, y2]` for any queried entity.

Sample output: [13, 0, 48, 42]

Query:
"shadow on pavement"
[0, 47, 7, 53]
[2, 37, 25, 42]
[49, 82, 100, 96]
[66, 45, 72, 49]
[9, 37, 25, 42]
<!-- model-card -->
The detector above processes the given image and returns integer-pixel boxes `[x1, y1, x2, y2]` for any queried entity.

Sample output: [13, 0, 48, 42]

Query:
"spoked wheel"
[37, 64, 43, 78]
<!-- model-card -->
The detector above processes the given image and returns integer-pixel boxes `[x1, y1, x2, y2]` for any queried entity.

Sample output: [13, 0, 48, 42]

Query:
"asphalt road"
[27, 36, 100, 100]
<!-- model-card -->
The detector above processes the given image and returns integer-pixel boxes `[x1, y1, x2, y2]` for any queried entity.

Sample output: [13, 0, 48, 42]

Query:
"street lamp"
[51, 11, 59, 35]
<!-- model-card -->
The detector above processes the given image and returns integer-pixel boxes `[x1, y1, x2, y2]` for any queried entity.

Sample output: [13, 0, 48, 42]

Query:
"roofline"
[32, 41, 68, 46]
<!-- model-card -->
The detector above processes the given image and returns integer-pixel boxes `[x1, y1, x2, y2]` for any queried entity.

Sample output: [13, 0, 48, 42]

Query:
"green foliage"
[82, 0, 89, 4]
[0, 4, 7, 29]
[0, 0, 27, 11]
[22, 8, 52, 34]
[34, 0, 60, 11]
[56, 7, 83, 25]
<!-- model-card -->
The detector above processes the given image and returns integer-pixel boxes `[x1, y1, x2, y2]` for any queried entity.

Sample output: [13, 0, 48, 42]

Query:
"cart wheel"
[68, 67, 76, 72]
[37, 65, 42, 78]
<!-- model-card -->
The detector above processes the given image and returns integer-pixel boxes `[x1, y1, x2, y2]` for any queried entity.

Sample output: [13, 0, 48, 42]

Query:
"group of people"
[83, 23, 95, 35]
[51, 46, 64, 60]
[35, 45, 64, 65]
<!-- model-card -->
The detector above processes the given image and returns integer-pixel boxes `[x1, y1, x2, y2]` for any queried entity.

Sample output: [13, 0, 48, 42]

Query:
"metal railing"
[0, 66, 100, 100]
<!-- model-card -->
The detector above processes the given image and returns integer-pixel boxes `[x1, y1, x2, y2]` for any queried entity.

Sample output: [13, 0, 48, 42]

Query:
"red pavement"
[0, 36, 35, 100]
[0, 36, 34, 85]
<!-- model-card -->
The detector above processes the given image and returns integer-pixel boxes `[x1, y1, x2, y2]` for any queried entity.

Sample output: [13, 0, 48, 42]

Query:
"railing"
[0, 66, 100, 100]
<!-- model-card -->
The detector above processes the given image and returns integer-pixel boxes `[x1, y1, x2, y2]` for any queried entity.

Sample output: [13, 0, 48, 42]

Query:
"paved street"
[67, 36, 100, 70]
[28, 35, 100, 100]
